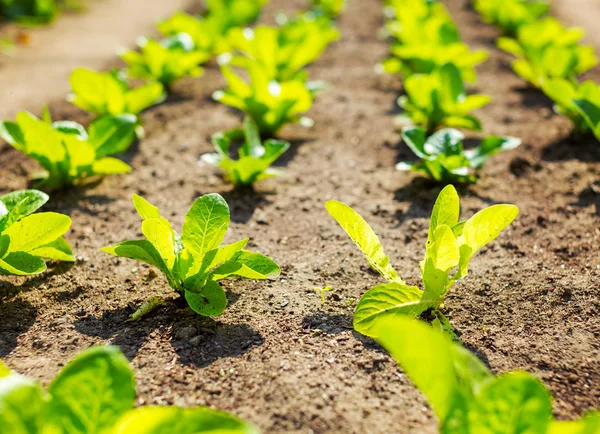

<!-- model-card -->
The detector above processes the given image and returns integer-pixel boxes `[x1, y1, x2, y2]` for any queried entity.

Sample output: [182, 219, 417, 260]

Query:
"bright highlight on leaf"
[0, 110, 133, 191]
[0, 345, 260, 433]
[374, 316, 600, 432]
[326, 185, 518, 338]
[0, 189, 74, 276]
[202, 117, 290, 187]
[397, 127, 521, 183]
[101, 193, 280, 318]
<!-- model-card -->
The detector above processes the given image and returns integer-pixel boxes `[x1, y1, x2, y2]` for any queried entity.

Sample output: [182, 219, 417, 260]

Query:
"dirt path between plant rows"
[0, 0, 190, 120]
[1, 0, 599, 433]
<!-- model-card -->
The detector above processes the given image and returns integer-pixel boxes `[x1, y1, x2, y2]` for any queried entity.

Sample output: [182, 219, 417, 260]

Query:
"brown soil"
[1, 0, 599, 432]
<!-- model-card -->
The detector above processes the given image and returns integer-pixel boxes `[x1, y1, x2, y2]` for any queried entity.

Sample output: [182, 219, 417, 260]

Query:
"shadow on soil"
[73, 294, 262, 367]
[220, 189, 274, 223]
[542, 133, 600, 162]
[570, 181, 600, 217]
[0, 262, 74, 302]
[0, 298, 37, 357]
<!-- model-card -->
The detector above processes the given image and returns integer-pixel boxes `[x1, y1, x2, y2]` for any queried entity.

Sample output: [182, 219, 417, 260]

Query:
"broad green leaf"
[185, 280, 227, 316]
[88, 115, 137, 158]
[132, 195, 161, 220]
[0, 362, 9, 378]
[0, 189, 49, 232]
[186, 238, 249, 280]
[0, 121, 26, 150]
[422, 225, 460, 301]
[29, 237, 74, 262]
[428, 185, 460, 245]
[457, 204, 519, 277]
[3, 213, 72, 253]
[325, 200, 400, 283]
[548, 413, 600, 434]
[47, 346, 135, 434]
[124, 82, 165, 115]
[141, 218, 177, 271]
[182, 194, 230, 258]
[101, 240, 170, 277]
[0, 374, 47, 434]
[353, 282, 426, 338]
[211, 250, 281, 280]
[573, 99, 600, 140]
[469, 372, 552, 434]
[112, 406, 260, 434]
[0, 252, 47, 275]
[91, 158, 131, 175]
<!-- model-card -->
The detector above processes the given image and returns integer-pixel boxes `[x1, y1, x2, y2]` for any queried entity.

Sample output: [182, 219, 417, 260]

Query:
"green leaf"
[88, 115, 137, 158]
[573, 99, 600, 140]
[3, 213, 72, 254]
[91, 158, 131, 175]
[113, 406, 260, 434]
[0, 361, 10, 378]
[325, 200, 400, 283]
[100, 240, 170, 277]
[29, 237, 74, 262]
[132, 195, 161, 220]
[182, 193, 230, 258]
[124, 82, 166, 115]
[0, 252, 47, 276]
[47, 346, 135, 434]
[466, 136, 522, 169]
[549, 413, 600, 434]
[428, 185, 460, 245]
[422, 225, 460, 301]
[185, 279, 227, 316]
[469, 372, 552, 434]
[0, 374, 47, 434]
[0, 189, 49, 232]
[353, 282, 426, 338]
[141, 218, 177, 271]
[211, 250, 281, 281]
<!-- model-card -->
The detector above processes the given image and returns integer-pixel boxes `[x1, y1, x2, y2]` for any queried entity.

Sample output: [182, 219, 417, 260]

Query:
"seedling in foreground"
[474, 0, 550, 36]
[121, 33, 210, 89]
[397, 63, 491, 133]
[497, 18, 598, 87]
[397, 127, 521, 184]
[0, 110, 133, 191]
[102, 193, 280, 319]
[0, 345, 259, 433]
[315, 286, 334, 306]
[542, 78, 600, 135]
[68, 67, 165, 118]
[213, 62, 316, 137]
[0, 189, 73, 275]
[375, 316, 600, 433]
[202, 117, 290, 187]
[326, 185, 518, 338]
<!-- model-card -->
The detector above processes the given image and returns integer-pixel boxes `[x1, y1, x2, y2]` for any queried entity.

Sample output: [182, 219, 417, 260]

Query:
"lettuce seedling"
[0, 189, 73, 275]
[0, 0, 58, 24]
[0, 345, 260, 433]
[326, 185, 518, 338]
[312, 0, 347, 18]
[158, 0, 268, 55]
[202, 117, 290, 187]
[397, 63, 491, 133]
[375, 316, 600, 433]
[224, 15, 339, 81]
[497, 18, 598, 87]
[542, 78, 600, 134]
[474, 0, 550, 36]
[68, 67, 165, 118]
[121, 33, 210, 89]
[213, 62, 316, 137]
[0, 111, 133, 191]
[397, 127, 521, 183]
[102, 193, 280, 319]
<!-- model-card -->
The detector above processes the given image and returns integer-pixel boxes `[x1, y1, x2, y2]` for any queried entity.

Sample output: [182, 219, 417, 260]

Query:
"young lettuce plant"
[375, 316, 600, 433]
[121, 33, 210, 89]
[0, 189, 73, 275]
[326, 185, 518, 338]
[101, 193, 280, 319]
[223, 16, 339, 82]
[0, 345, 260, 434]
[497, 18, 598, 88]
[202, 117, 290, 187]
[0, 110, 134, 191]
[68, 67, 165, 119]
[397, 127, 521, 184]
[397, 63, 491, 133]
[474, 0, 550, 36]
[542, 78, 600, 135]
[213, 62, 316, 137]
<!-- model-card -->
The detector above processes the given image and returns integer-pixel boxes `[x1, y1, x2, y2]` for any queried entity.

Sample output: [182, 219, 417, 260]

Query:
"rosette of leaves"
[474, 0, 550, 36]
[375, 316, 600, 433]
[213, 62, 316, 137]
[497, 17, 598, 87]
[102, 193, 280, 319]
[0, 110, 134, 190]
[397, 63, 491, 133]
[202, 117, 290, 187]
[397, 127, 521, 183]
[121, 33, 210, 89]
[0, 189, 73, 275]
[0, 345, 260, 433]
[326, 185, 518, 338]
